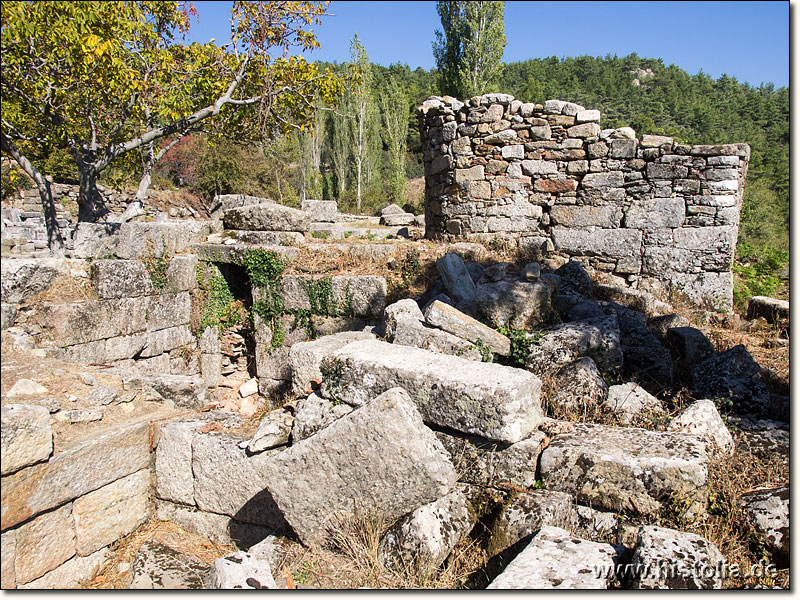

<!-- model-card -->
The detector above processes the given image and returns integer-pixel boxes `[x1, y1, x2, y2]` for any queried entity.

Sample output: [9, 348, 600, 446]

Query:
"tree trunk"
[75, 160, 109, 222]
[0, 133, 65, 256]
[111, 143, 152, 223]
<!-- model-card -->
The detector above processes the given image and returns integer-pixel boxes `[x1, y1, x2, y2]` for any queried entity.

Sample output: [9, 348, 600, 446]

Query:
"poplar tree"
[380, 76, 409, 204]
[348, 34, 373, 211]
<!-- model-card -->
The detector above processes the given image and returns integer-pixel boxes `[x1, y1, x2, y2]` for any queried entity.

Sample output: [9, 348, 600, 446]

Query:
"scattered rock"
[292, 392, 353, 442]
[605, 383, 665, 426]
[475, 280, 553, 329]
[55, 409, 104, 424]
[668, 399, 734, 454]
[521, 262, 541, 281]
[88, 386, 118, 406]
[77, 372, 98, 386]
[547, 357, 608, 417]
[129, 540, 208, 589]
[436, 253, 477, 308]
[423, 299, 511, 355]
[746, 296, 789, 324]
[489, 490, 575, 555]
[691, 344, 770, 414]
[205, 551, 276, 589]
[7, 379, 49, 398]
[246, 408, 293, 453]
[739, 486, 789, 556]
[238, 378, 258, 398]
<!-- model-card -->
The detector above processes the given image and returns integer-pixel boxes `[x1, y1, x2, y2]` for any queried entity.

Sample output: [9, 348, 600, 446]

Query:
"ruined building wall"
[418, 94, 750, 310]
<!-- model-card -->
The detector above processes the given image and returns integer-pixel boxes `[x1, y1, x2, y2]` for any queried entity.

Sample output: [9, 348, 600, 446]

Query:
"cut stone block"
[475, 280, 552, 329]
[155, 501, 272, 549]
[739, 486, 789, 556]
[301, 199, 338, 223]
[605, 382, 665, 426]
[392, 312, 482, 361]
[264, 387, 457, 546]
[14, 502, 76, 585]
[155, 421, 202, 506]
[380, 489, 474, 571]
[205, 551, 276, 589]
[270, 275, 387, 318]
[291, 393, 354, 442]
[424, 300, 511, 356]
[321, 339, 543, 443]
[665, 327, 716, 370]
[192, 432, 287, 530]
[489, 490, 575, 555]
[539, 423, 709, 518]
[73, 469, 151, 556]
[668, 399, 734, 455]
[629, 526, 724, 589]
[1, 529, 15, 588]
[1, 257, 68, 304]
[288, 330, 376, 397]
[90, 259, 154, 299]
[18, 547, 110, 589]
[747, 296, 789, 324]
[1, 419, 152, 530]
[223, 203, 311, 232]
[691, 345, 770, 413]
[548, 357, 608, 417]
[487, 526, 623, 589]
[1, 404, 53, 475]
[246, 408, 294, 453]
[436, 253, 477, 307]
[165, 254, 198, 292]
[144, 375, 207, 409]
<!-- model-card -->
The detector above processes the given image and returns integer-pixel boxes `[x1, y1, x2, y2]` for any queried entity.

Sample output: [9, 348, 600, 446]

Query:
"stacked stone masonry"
[418, 94, 750, 310]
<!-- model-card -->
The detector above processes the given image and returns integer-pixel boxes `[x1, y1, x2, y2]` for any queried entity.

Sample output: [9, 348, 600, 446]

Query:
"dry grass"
[27, 273, 97, 305]
[80, 519, 236, 589]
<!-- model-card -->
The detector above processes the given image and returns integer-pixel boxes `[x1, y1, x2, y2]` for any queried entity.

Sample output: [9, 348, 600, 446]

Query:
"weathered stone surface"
[747, 296, 789, 323]
[487, 526, 622, 589]
[691, 345, 770, 413]
[424, 300, 510, 355]
[629, 526, 724, 589]
[567, 122, 601, 138]
[552, 228, 642, 260]
[576, 109, 601, 123]
[1, 419, 151, 530]
[73, 469, 151, 556]
[142, 325, 194, 358]
[548, 357, 608, 417]
[273, 275, 387, 317]
[540, 423, 708, 517]
[165, 254, 198, 292]
[292, 392, 353, 442]
[555, 260, 593, 297]
[605, 383, 664, 426]
[301, 199, 338, 223]
[490, 490, 575, 554]
[526, 315, 622, 377]
[1, 302, 17, 329]
[73, 221, 218, 260]
[640, 134, 674, 148]
[88, 386, 118, 406]
[392, 312, 481, 360]
[646, 312, 691, 342]
[55, 409, 104, 424]
[155, 501, 271, 548]
[550, 205, 623, 229]
[1, 529, 15, 588]
[19, 547, 110, 589]
[668, 399, 733, 455]
[0, 257, 68, 304]
[246, 408, 293, 453]
[14, 502, 76, 585]
[205, 551, 276, 589]
[321, 340, 543, 443]
[581, 171, 624, 189]
[288, 330, 376, 396]
[192, 432, 287, 529]
[475, 280, 552, 329]
[594, 285, 672, 318]
[625, 197, 685, 230]
[739, 486, 789, 556]
[90, 260, 155, 299]
[155, 421, 201, 506]
[574, 505, 619, 539]
[6, 379, 49, 398]
[129, 540, 208, 589]
[1, 404, 53, 476]
[436, 253, 477, 307]
[223, 203, 311, 232]
[264, 388, 457, 545]
[380, 489, 473, 571]
[144, 375, 207, 408]
[665, 326, 716, 372]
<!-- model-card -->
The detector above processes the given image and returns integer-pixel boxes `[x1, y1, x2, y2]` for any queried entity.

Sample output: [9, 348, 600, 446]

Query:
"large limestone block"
[1, 257, 68, 304]
[1, 404, 53, 475]
[549, 205, 623, 229]
[35, 296, 147, 347]
[205, 551, 276, 589]
[605, 382, 665, 426]
[625, 197, 686, 230]
[72, 221, 218, 259]
[489, 490, 575, 555]
[392, 312, 481, 360]
[144, 375, 207, 409]
[1, 419, 151, 530]
[155, 501, 272, 548]
[19, 547, 110, 589]
[668, 399, 734, 455]
[264, 388, 457, 545]
[487, 526, 623, 589]
[321, 339, 543, 443]
[14, 502, 76, 585]
[436, 253, 477, 307]
[90, 259, 155, 299]
[552, 227, 642, 260]
[525, 315, 622, 377]
[155, 421, 201, 506]
[272, 275, 387, 317]
[301, 199, 338, 223]
[475, 280, 552, 329]
[424, 300, 511, 356]
[739, 486, 789, 556]
[1, 529, 15, 588]
[191, 432, 287, 529]
[380, 489, 474, 571]
[691, 344, 769, 413]
[73, 469, 151, 556]
[629, 526, 724, 589]
[165, 254, 198, 292]
[539, 423, 708, 517]
[746, 295, 789, 324]
[223, 203, 311, 232]
[288, 331, 376, 396]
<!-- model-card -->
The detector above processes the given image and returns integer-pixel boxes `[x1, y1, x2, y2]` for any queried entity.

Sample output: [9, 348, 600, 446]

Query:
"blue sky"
[188, 1, 789, 88]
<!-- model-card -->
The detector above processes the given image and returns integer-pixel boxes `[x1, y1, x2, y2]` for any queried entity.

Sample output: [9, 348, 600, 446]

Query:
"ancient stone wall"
[418, 94, 750, 310]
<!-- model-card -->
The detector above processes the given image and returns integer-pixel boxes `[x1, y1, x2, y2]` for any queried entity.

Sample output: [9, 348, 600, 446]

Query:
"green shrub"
[732, 242, 788, 312]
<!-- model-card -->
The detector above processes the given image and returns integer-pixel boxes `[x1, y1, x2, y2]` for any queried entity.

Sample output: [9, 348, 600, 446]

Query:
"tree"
[380, 76, 409, 204]
[432, 1, 506, 99]
[1, 1, 342, 252]
[348, 34, 374, 211]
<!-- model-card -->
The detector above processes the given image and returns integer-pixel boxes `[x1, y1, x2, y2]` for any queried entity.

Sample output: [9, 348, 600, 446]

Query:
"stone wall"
[418, 94, 750, 310]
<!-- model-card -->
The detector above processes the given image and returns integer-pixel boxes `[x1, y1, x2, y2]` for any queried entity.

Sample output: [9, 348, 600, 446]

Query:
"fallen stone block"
[574, 505, 619, 540]
[144, 375, 207, 409]
[291, 393, 354, 442]
[272, 275, 387, 318]
[1, 530, 15, 588]
[1, 257, 68, 304]
[246, 408, 294, 453]
[205, 551, 276, 589]
[628, 526, 724, 589]
[539, 423, 708, 518]
[129, 540, 208, 589]
[424, 300, 511, 356]
[288, 330, 376, 397]
[487, 526, 624, 589]
[476, 280, 553, 329]
[1, 404, 53, 476]
[489, 490, 575, 556]
[321, 339, 543, 443]
[739, 486, 788, 557]
[746, 296, 789, 324]
[1, 302, 17, 329]
[392, 312, 482, 360]
[605, 382, 665, 426]
[547, 357, 608, 417]
[6, 378, 49, 398]
[526, 315, 622, 377]
[668, 399, 734, 455]
[647, 313, 691, 342]
[555, 260, 593, 297]
[301, 199, 338, 223]
[54, 409, 104, 424]
[665, 326, 716, 371]
[155, 420, 203, 506]
[264, 387, 457, 546]
[594, 283, 673, 317]
[436, 253, 477, 308]
[380, 489, 474, 572]
[223, 202, 311, 232]
[691, 344, 770, 413]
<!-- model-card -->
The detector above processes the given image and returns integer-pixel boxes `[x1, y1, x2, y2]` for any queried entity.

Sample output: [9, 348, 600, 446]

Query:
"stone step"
[320, 338, 543, 443]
